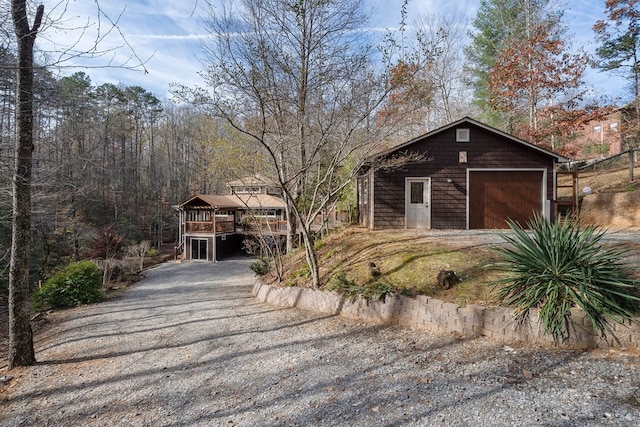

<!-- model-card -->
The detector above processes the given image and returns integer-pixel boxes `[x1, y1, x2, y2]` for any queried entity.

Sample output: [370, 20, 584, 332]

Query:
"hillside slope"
[269, 228, 505, 306]
[558, 165, 640, 228]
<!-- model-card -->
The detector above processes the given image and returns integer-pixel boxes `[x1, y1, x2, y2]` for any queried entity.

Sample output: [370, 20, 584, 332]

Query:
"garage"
[358, 117, 568, 230]
[468, 170, 544, 229]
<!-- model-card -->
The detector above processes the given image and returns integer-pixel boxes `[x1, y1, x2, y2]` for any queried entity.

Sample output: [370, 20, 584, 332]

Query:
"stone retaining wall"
[580, 191, 640, 228]
[253, 280, 640, 348]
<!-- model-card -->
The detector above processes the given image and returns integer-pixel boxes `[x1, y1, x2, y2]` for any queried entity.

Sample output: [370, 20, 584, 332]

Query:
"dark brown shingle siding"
[370, 124, 556, 230]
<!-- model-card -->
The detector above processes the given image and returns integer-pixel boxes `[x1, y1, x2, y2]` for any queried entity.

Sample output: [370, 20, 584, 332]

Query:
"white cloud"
[129, 34, 207, 40]
[28, 0, 631, 103]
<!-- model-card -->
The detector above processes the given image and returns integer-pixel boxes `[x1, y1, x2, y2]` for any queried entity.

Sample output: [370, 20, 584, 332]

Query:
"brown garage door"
[469, 171, 543, 229]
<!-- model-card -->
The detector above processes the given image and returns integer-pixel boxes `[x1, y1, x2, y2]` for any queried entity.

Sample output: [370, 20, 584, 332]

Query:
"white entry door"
[406, 178, 431, 229]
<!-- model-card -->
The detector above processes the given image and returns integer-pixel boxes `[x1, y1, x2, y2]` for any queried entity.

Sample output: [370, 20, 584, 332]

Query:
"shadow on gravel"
[35, 305, 286, 355]
[4, 259, 634, 427]
[36, 312, 340, 366]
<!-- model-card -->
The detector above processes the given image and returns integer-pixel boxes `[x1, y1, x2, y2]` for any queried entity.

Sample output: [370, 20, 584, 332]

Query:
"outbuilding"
[357, 117, 570, 229]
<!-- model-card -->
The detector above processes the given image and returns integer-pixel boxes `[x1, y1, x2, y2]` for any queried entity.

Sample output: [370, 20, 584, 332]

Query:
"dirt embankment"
[580, 191, 640, 228]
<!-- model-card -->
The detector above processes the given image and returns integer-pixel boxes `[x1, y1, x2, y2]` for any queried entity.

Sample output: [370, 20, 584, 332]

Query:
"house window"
[363, 179, 368, 204]
[235, 186, 261, 194]
[456, 128, 470, 142]
[593, 125, 602, 134]
[252, 209, 277, 218]
[188, 210, 211, 221]
[610, 122, 618, 131]
[410, 182, 424, 204]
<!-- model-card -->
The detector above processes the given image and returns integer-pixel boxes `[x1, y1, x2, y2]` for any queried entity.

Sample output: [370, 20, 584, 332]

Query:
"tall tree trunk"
[8, 1, 44, 369]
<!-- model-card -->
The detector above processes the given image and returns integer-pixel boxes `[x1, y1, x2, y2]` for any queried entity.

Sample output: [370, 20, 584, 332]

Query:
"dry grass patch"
[268, 227, 505, 306]
[558, 166, 640, 198]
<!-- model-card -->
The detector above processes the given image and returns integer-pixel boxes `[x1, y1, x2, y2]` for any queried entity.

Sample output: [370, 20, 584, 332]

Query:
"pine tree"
[468, 0, 611, 150]
[593, 0, 640, 100]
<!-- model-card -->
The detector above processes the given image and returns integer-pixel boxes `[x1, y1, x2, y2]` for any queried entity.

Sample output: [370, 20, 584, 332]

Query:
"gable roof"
[179, 193, 285, 210]
[179, 194, 240, 210]
[226, 174, 280, 188]
[231, 193, 286, 209]
[370, 116, 570, 163]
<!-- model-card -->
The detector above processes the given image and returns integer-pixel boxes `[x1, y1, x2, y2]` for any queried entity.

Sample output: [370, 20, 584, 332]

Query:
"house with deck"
[177, 179, 287, 261]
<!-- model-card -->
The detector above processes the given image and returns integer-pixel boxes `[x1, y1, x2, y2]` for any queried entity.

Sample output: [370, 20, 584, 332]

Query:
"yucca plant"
[490, 214, 640, 345]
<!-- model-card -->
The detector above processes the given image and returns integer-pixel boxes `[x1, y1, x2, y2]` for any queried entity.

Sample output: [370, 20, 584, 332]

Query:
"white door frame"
[190, 238, 208, 260]
[405, 177, 431, 229]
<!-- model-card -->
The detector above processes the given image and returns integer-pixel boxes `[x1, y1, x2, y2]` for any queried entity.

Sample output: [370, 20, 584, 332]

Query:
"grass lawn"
[263, 165, 640, 307]
[268, 227, 507, 307]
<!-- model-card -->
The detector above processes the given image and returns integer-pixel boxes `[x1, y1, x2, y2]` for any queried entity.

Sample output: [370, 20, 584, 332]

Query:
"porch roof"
[179, 193, 286, 210]
[179, 194, 240, 210]
[231, 193, 286, 209]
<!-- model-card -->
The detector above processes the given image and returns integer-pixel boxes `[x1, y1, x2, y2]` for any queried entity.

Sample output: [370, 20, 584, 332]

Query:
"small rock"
[522, 370, 533, 380]
[0, 375, 14, 384]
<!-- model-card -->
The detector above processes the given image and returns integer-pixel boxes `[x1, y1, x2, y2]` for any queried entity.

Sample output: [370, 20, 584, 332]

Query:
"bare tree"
[413, 11, 474, 127]
[9, 0, 43, 368]
[186, 0, 418, 288]
[125, 240, 151, 271]
[7, 1, 149, 369]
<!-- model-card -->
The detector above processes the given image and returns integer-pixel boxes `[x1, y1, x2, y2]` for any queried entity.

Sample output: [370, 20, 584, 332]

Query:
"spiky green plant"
[491, 215, 640, 344]
[327, 272, 402, 302]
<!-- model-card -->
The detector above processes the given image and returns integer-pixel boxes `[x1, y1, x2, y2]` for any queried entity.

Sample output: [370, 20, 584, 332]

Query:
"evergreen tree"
[468, 0, 609, 150]
[466, 0, 523, 128]
[594, 0, 640, 100]
[594, 0, 640, 149]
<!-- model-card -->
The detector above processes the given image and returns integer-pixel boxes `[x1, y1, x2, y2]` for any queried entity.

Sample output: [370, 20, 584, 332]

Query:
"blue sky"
[35, 0, 628, 103]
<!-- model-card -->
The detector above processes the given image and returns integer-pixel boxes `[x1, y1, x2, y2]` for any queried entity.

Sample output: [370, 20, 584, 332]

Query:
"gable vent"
[456, 128, 470, 142]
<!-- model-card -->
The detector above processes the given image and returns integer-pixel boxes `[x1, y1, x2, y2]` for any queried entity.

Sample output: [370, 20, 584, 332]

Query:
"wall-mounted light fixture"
[446, 178, 453, 183]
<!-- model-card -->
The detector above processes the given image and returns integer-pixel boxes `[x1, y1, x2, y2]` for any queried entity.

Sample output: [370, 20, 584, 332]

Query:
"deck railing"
[239, 219, 288, 235]
[185, 220, 235, 234]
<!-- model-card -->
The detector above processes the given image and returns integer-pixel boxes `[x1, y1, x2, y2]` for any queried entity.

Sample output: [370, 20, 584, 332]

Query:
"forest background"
[1, 0, 639, 302]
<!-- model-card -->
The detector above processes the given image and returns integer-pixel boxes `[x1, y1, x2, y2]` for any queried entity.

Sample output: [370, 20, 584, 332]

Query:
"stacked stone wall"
[253, 281, 640, 348]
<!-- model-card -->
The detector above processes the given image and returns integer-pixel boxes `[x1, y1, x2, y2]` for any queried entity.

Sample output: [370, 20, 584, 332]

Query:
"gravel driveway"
[1, 256, 639, 426]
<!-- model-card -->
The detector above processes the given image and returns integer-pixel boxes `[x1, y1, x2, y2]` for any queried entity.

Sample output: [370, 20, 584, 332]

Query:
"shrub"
[327, 272, 402, 302]
[125, 241, 152, 271]
[32, 261, 104, 310]
[250, 257, 270, 275]
[327, 272, 361, 299]
[491, 215, 640, 344]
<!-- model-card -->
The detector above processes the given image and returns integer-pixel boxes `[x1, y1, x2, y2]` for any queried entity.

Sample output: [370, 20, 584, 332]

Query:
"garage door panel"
[470, 171, 543, 229]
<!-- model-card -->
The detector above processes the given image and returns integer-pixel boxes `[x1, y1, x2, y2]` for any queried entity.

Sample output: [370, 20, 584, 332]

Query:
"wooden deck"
[185, 220, 236, 234]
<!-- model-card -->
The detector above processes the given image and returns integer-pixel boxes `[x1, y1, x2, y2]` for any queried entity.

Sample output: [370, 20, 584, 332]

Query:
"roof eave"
[366, 116, 571, 163]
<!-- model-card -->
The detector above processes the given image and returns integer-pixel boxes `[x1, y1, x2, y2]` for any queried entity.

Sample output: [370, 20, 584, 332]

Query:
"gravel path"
[1, 256, 640, 426]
